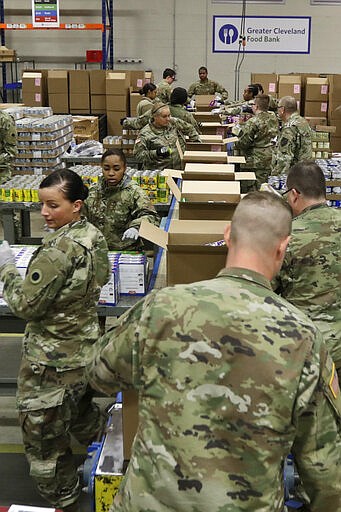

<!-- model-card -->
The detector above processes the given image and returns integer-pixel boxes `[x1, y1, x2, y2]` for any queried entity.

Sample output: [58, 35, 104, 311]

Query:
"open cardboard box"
[139, 219, 228, 285]
[183, 149, 245, 165]
[195, 94, 215, 110]
[166, 175, 240, 220]
[163, 166, 255, 182]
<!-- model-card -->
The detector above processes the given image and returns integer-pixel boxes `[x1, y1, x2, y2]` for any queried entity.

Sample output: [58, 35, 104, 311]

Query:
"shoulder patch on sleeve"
[322, 352, 341, 418]
[329, 362, 340, 399]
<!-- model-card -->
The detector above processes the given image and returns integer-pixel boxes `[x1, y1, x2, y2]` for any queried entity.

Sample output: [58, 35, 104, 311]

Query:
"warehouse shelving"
[0, 0, 114, 102]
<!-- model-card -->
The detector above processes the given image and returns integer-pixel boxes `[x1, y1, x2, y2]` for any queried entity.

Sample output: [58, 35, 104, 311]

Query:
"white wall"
[4, 0, 341, 98]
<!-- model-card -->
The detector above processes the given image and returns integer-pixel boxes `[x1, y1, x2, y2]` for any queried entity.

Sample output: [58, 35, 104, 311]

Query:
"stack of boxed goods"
[106, 72, 130, 135]
[278, 75, 302, 110]
[0, 46, 17, 62]
[90, 70, 106, 115]
[69, 70, 90, 114]
[103, 131, 138, 156]
[304, 77, 329, 122]
[22, 71, 48, 108]
[316, 158, 341, 207]
[328, 75, 341, 152]
[14, 113, 73, 175]
[311, 125, 335, 159]
[251, 73, 278, 98]
[47, 70, 69, 114]
[72, 115, 99, 143]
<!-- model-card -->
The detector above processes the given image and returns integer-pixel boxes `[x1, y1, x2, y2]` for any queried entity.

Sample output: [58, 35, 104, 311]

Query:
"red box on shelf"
[86, 50, 103, 63]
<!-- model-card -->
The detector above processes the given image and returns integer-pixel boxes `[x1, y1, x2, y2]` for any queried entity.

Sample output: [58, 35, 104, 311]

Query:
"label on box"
[321, 85, 328, 95]
[294, 84, 301, 94]
[35, 93, 41, 102]
[136, 79, 143, 88]
[269, 82, 276, 93]
[32, 133, 41, 141]
[34, 78, 41, 86]
[321, 102, 328, 112]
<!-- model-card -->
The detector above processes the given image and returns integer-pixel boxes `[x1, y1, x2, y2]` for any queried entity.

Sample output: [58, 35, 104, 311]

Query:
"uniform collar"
[217, 267, 272, 291]
[298, 202, 327, 217]
[43, 217, 85, 243]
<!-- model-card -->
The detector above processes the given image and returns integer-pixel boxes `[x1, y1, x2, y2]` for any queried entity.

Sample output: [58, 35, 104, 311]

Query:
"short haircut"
[163, 68, 176, 79]
[286, 161, 326, 199]
[40, 169, 89, 202]
[253, 82, 264, 94]
[151, 102, 169, 118]
[101, 148, 127, 167]
[139, 83, 157, 96]
[170, 87, 188, 105]
[278, 96, 298, 113]
[199, 66, 208, 73]
[230, 191, 292, 251]
[255, 94, 270, 111]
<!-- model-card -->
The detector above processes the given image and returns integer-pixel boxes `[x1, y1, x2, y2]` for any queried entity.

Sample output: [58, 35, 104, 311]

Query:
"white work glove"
[0, 240, 15, 269]
[122, 227, 139, 241]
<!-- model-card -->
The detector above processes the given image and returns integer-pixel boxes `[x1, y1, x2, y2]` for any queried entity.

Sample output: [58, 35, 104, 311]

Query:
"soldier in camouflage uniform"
[272, 96, 312, 176]
[156, 67, 176, 104]
[87, 191, 341, 512]
[136, 83, 157, 117]
[234, 94, 279, 189]
[0, 169, 110, 512]
[220, 84, 260, 117]
[273, 161, 341, 378]
[84, 148, 159, 251]
[0, 109, 17, 184]
[188, 66, 229, 102]
[134, 103, 201, 170]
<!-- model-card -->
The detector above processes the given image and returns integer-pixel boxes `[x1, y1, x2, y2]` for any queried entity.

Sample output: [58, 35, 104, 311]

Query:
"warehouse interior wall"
[4, 0, 341, 99]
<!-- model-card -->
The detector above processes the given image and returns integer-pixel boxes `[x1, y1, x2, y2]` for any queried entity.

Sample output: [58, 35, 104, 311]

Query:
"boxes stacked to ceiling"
[106, 72, 130, 136]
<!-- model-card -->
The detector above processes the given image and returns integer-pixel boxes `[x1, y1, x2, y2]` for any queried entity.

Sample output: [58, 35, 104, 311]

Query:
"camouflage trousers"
[239, 166, 272, 193]
[17, 357, 104, 508]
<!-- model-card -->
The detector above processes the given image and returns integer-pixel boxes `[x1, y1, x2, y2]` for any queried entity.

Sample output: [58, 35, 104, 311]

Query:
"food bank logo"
[218, 24, 239, 45]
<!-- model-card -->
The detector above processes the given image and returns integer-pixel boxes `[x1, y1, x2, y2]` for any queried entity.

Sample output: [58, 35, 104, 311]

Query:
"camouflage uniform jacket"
[85, 175, 160, 251]
[156, 79, 172, 104]
[220, 98, 255, 117]
[274, 203, 341, 368]
[0, 218, 110, 370]
[0, 110, 17, 183]
[271, 112, 312, 176]
[188, 78, 229, 101]
[235, 111, 279, 170]
[134, 117, 201, 170]
[137, 97, 155, 117]
[87, 267, 341, 512]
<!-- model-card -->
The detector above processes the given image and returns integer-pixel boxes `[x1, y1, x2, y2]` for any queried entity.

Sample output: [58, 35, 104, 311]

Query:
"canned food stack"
[0, 175, 41, 202]
[311, 130, 331, 160]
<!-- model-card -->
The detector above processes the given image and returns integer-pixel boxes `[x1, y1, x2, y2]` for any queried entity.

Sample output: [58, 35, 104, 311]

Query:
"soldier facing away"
[234, 94, 279, 189]
[273, 161, 341, 378]
[87, 191, 341, 512]
[271, 96, 312, 176]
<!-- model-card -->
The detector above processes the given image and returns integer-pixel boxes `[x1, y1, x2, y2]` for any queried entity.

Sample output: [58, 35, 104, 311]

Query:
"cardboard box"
[166, 166, 256, 182]
[48, 93, 69, 113]
[106, 72, 130, 95]
[200, 122, 231, 136]
[278, 75, 302, 100]
[183, 150, 228, 164]
[47, 70, 68, 95]
[89, 70, 106, 95]
[68, 70, 89, 94]
[304, 116, 327, 128]
[130, 70, 154, 91]
[91, 94, 106, 114]
[72, 115, 99, 136]
[139, 219, 228, 286]
[22, 71, 48, 107]
[304, 101, 328, 118]
[193, 112, 221, 123]
[330, 135, 341, 152]
[327, 74, 341, 101]
[107, 110, 126, 135]
[130, 92, 142, 116]
[327, 119, 341, 137]
[69, 93, 90, 111]
[106, 94, 128, 112]
[195, 94, 215, 110]
[167, 176, 240, 220]
[328, 101, 341, 120]
[305, 77, 329, 101]
[122, 390, 139, 460]
[251, 73, 278, 94]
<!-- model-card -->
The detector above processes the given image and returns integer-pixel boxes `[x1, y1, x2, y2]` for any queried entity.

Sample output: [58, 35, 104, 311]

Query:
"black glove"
[120, 117, 127, 126]
[156, 146, 171, 158]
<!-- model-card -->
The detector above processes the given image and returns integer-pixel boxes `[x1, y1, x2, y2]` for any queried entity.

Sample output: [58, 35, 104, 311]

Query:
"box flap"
[306, 77, 328, 85]
[199, 134, 223, 143]
[235, 171, 256, 181]
[161, 169, 183, 179]
[183, 151, 228, 163]
[139, 219, 168, 249]
[227, 156, 246, 164]
[185, 163, 235, 172]
[166, 175, 182, 201]
[181, 180, 240, 202]
[223, 136, 239, 144]
[107, 72, 127, 80]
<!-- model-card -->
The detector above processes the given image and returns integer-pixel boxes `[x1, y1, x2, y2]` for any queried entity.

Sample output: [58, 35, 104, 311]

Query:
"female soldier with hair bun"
[0, 168, 110, 512]
[137, 82, 157, 117]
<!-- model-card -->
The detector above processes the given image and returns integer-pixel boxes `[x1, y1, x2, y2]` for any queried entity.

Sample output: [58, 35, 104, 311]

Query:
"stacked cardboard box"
[304, 77, 329, 119]
[90, 70, 106, 114]
[69, 70, 90, 114]
[47, 70, 69, 114]
[251, 73, 278, 97]
[328, 75, 341, 151]
[72, 115, 99, 143]
[278, 75, 302, 109]
[0, 46, 16, 62]
[129, 91, 141, 116]
[22, 71, 48, 107]
[106, 72, 130, 135]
